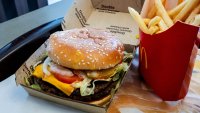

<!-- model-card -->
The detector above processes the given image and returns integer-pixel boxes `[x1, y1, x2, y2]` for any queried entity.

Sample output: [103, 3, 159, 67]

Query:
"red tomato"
[48, 62, 83, 84]
[54, 74, 83, 84]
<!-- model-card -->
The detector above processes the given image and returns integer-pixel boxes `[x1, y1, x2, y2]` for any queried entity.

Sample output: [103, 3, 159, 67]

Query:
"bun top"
[47, 28, 124, 70]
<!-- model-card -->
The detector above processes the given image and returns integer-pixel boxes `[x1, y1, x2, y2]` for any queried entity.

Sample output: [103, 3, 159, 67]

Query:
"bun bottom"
[89, 95, 111, 106]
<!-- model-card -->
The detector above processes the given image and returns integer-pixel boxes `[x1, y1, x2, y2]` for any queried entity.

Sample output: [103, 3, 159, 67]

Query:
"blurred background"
[0, 0, 61, 23]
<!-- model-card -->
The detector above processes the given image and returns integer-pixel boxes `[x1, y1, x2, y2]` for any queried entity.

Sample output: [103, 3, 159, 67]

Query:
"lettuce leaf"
[123, 51, 133, 62]
[72, 62, 129, 96]
[30, 84, 41, 90]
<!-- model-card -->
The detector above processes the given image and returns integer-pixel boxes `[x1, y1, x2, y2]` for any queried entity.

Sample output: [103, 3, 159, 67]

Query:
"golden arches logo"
[140, 46, 148, 69]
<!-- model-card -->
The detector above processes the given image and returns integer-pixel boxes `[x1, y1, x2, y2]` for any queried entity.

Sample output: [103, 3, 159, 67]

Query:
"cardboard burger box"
[15, 0, 144, 113]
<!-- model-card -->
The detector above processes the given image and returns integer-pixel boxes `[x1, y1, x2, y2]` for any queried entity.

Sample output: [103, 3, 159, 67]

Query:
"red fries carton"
[139, 0, 200, 101]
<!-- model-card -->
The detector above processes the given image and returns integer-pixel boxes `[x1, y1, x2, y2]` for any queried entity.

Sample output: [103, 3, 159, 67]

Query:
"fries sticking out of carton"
[129, 0, 200, 101]
[128, 0, 200, 35]
[185, 4, 200, 24]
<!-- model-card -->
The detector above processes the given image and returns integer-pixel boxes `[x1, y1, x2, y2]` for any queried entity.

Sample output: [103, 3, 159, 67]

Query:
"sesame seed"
[87, 62, 90, 64]
[64, 55, 67, 58]
[68, 59, 71, 61]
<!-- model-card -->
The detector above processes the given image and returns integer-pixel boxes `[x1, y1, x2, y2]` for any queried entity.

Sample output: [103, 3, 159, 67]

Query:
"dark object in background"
[0, 0, 48, 23]
[0, 0, 18, 22]
[0, 18, 62, 81]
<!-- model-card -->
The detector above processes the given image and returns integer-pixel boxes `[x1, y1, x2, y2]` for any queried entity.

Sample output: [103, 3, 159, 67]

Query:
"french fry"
[173, 0, 200, 22]
[178, 0, 184, 4]
[128, 7, 151, 34]
[149, 26, 160, 34]
[156, 10, 160, 17]
[156, 30, 163, 34]
[155, 0, 173, 27]
[158, 19, 168, 31]
[147, 5, 156, 18]
[143, 18, 151, 25]
[148, 16, 161, 27]
[168, 0, 188, 18]
[191, 14, 200, 26]
[147, 0, 166, 18]
[147, 4, 157, 19]
[185, 4, 200, 24]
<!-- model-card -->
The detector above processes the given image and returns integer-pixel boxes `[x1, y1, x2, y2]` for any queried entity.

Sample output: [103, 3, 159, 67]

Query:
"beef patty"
[28, 76, 118, 102]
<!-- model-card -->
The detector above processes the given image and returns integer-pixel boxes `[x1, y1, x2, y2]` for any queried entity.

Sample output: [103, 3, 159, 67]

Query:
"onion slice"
[49, 62, 74, 77]
[43, 57, 51, 76]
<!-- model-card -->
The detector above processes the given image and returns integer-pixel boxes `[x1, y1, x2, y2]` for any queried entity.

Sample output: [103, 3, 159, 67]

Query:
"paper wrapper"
[139, 0, 200, 101]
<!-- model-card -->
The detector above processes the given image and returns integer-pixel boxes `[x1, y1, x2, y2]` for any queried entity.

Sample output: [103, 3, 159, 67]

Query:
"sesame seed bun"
[47, 28, 124, 70]
[89, 95, 111, 106]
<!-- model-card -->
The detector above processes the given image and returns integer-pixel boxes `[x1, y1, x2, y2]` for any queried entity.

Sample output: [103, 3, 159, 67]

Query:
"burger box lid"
[15, 0, 144, 112]
[61, 0, 145, 45]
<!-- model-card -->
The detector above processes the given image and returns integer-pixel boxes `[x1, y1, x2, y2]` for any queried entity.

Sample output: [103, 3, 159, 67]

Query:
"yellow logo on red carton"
[140, 46, 148, 69]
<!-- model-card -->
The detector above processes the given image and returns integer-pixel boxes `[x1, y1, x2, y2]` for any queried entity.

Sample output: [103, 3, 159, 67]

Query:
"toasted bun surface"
[89, 95, 111, 106]
[47, 28, 124, 70]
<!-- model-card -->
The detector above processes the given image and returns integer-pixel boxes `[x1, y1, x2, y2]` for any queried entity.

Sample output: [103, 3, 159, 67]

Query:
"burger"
[25, 28, 133, 106]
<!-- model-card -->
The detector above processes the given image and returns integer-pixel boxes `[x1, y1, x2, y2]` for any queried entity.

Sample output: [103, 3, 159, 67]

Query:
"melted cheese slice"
[32, 64, 74, 96]
[86, 66, 117, 79]
[32, 64, 43, 78]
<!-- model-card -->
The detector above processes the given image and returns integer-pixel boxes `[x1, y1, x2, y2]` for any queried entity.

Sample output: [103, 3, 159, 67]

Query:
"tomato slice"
[48, 62, 83, 84]
[54, 73, 83, 84]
